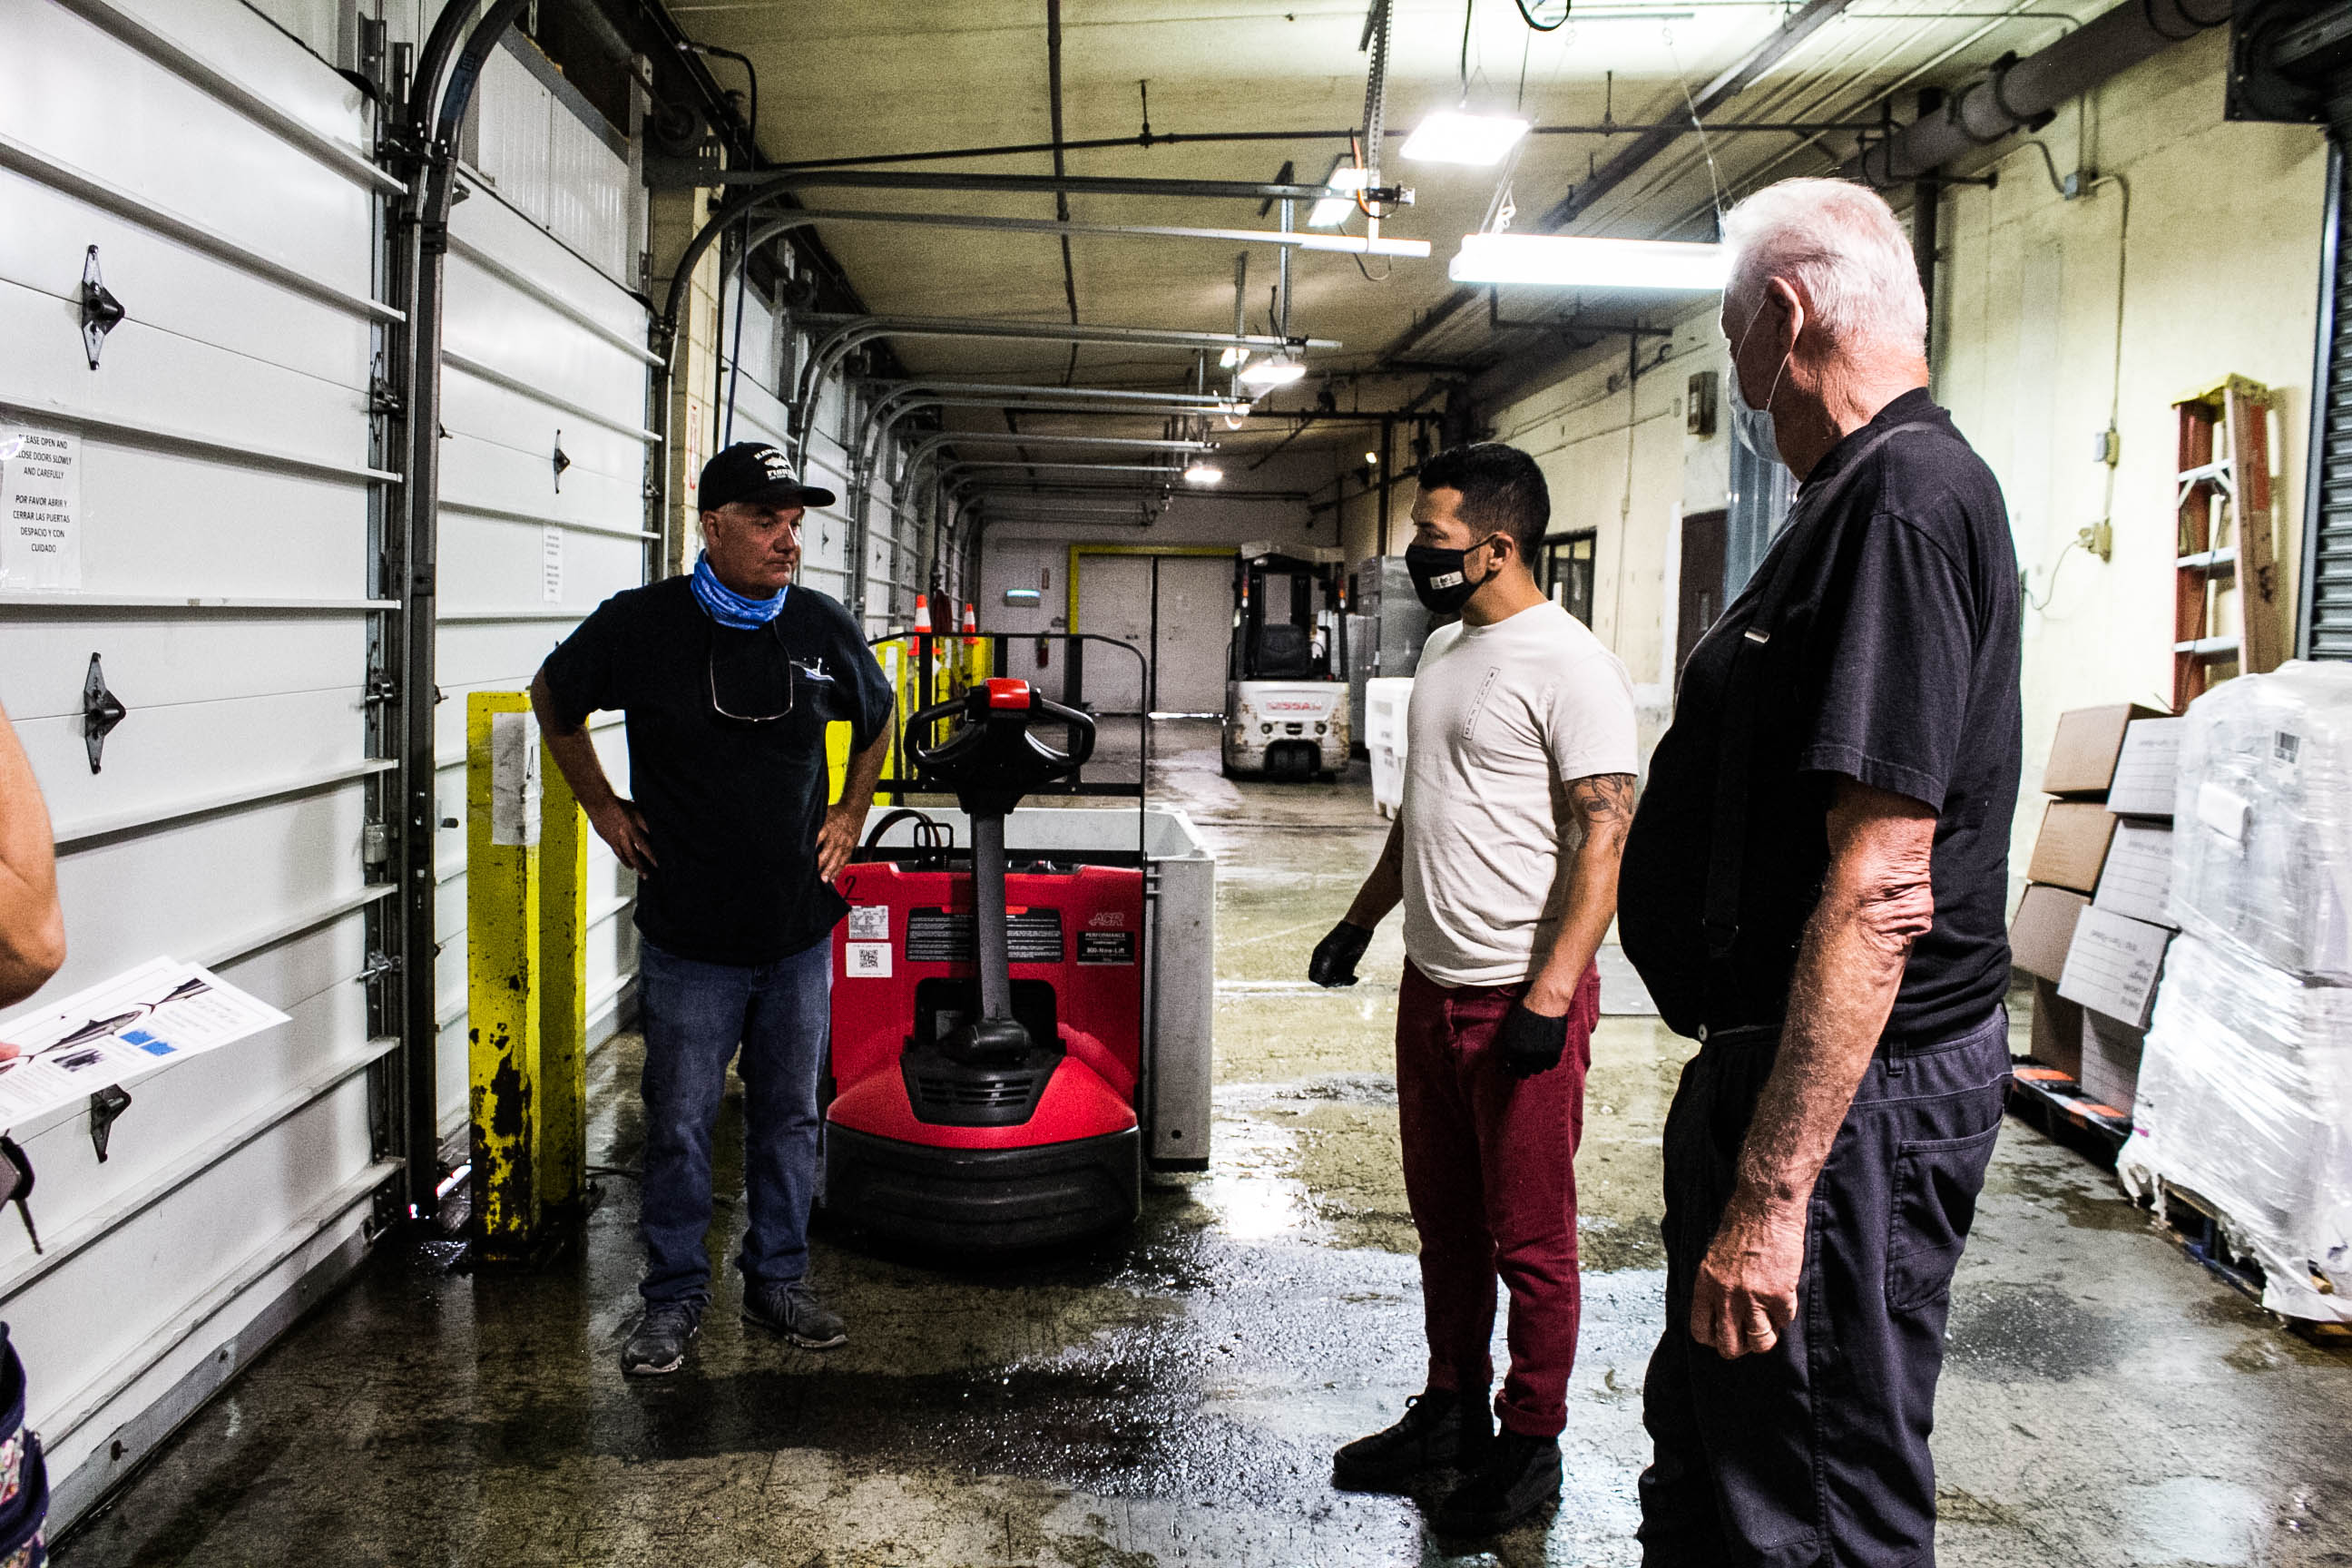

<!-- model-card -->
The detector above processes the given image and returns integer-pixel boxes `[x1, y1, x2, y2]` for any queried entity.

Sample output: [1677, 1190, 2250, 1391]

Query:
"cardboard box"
[2077, 1009, 2145, 1114]
[2027, 974, 2084, 1076]
[2011, 883, 2091, 981]
[2104, 717, 2186, 818]
[2027, 800, 2121, 894]
[2058, 906, 2174, 1031]
[2041, 702, 2171, 798]
[2092, 818, 2176, 927]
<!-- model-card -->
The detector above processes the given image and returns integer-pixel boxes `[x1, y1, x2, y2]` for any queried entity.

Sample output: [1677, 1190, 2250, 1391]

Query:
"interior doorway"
[1677, 508, 1730, 681]
[1072, 548, 1235, 716]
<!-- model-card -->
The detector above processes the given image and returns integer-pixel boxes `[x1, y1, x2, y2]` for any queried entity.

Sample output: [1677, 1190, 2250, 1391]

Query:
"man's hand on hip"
[1690, 1199, 1807, 1357]
[587, 798, 657, 877]
[818, 801, 864, 882]
[1308, 921, 1374, 987]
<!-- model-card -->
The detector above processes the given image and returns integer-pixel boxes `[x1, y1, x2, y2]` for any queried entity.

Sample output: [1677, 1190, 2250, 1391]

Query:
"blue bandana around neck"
[691, 551, 788, 630]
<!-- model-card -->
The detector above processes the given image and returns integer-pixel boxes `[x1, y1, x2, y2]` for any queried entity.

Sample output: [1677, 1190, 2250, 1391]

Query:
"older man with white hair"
[1618, 177, 2021, 1564]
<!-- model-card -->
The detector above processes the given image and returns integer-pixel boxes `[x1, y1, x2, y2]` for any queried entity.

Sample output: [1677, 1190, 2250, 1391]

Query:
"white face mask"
[1725, 295, 1792, 461]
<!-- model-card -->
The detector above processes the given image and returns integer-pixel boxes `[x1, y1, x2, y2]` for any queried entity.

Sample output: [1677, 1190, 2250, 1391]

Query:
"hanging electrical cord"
[722, 210, 750, 444]
[1664, 34, 1730, 221]
[1514, 0, 1573, 28]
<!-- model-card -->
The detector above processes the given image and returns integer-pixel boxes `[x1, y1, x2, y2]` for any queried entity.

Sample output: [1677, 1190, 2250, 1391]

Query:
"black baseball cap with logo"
[698, 442, 837, 512]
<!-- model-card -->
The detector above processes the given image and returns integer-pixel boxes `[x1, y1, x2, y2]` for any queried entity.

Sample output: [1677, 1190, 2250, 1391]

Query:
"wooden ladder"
[2173, 376, 2285, 710]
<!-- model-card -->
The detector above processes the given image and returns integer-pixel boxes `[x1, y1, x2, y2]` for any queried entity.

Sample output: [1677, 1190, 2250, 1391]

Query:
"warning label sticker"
[1078, 930, 1136, 966]
[845, 942, 892, 978]
[906, 907, 1064, 965]
[848, 905, 890, 941]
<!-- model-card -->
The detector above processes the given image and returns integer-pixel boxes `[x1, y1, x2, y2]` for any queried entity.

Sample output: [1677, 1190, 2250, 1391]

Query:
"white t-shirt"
[1400, 600, 1641, 988]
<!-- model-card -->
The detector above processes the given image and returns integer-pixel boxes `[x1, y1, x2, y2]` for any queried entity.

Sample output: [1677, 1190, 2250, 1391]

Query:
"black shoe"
[1432, 1429, 1563, 1536]
[621, 1300, 701, 1377]
[743, 1279, 848, 1348]
[1332, 1389, 1493, 1494]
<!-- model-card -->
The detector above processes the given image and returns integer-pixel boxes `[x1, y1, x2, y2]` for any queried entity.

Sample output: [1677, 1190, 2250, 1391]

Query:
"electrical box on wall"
[1687, 371, 1719, 437]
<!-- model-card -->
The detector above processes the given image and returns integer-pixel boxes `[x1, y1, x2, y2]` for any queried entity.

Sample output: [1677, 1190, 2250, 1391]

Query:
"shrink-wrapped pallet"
[2119, 933, 2352, 1321]
[2169, 661, 2352, 980]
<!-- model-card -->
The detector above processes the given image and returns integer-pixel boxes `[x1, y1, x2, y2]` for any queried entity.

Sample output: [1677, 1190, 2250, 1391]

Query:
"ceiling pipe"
[789, 316, 1332, 462]
[842, 387, 1240, 617]
[1847, 0, 2233, 184]
[754, 205, 1428, 257]
[662, 166, 1413, 205]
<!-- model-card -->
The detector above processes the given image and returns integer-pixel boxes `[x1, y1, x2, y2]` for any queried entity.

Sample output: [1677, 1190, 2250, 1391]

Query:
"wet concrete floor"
[55, 720, 2352, 1566]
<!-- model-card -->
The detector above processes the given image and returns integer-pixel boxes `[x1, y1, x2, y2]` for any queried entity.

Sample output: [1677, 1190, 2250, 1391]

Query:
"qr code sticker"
[848, 905, 890, 941]
[846, 942, 893, 978]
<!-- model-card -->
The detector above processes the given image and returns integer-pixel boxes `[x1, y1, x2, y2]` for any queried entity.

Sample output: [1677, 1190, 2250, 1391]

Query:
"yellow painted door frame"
[1064, 544, 1237, 630]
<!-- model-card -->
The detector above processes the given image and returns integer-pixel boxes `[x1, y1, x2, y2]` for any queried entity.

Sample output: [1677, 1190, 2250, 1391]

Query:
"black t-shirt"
[1620, 389, 2022, 1042]
[539, 577, 895, 965]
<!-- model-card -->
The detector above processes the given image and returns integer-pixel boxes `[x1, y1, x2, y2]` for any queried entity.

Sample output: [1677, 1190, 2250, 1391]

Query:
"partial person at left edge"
[530, 441, 896, 1378]
[0, 694, 64, 1015]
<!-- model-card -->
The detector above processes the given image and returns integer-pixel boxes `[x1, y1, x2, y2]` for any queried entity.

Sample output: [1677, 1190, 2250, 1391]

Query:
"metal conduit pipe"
[393, 0, 534, 1217]
[1848, 0, 2234, 184]
[847, 390, 1233, 618]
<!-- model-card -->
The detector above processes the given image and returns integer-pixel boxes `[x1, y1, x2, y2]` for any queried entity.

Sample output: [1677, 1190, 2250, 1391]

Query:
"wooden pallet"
[2005, 1062, 2131, 1168]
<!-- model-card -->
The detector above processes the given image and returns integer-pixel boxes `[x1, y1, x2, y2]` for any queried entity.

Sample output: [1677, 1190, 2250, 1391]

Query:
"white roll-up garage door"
[432, 38, 652, 1139]
[0, 0, 402, 1523]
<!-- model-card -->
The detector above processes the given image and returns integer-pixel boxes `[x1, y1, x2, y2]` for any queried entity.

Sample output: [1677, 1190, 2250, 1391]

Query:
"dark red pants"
[1396, 957, 1600, 1438]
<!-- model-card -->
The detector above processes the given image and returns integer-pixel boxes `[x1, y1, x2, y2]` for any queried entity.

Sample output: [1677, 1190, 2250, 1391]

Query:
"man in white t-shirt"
[1309, 442, 1639, 1536]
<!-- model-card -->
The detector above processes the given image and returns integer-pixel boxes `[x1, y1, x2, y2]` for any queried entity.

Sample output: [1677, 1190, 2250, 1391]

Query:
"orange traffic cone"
[959, 602, 978, 642]
[913, 593, 933, 633]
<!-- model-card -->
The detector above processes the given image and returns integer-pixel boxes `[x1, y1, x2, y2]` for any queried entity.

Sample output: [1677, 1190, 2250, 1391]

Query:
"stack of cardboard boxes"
[2008, 704, 2185, 1118]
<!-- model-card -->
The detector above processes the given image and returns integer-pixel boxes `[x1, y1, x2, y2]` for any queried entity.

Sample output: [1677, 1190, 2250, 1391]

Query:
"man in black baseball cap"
[531, 439, 893, 1376]
[697, 440, 837, 512]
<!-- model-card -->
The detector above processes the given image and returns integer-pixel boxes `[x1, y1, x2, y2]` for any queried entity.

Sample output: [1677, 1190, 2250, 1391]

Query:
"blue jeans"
[635, 937, 832, 1307]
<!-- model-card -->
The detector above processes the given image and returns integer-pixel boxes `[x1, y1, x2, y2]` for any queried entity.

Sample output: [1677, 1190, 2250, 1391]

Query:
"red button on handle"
[985, 677, 1033, 710]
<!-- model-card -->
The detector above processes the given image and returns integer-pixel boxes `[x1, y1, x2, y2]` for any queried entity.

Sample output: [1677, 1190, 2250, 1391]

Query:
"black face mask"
[1404, 534, 1502, 615]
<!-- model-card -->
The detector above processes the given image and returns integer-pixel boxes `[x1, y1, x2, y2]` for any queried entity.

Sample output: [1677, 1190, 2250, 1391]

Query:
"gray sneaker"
[743, 1279, 848, 1348]
[621, 1300, 701, 1376]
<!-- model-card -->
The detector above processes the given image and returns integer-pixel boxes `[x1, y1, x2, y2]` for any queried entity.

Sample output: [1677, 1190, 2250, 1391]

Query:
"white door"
[431, 40, 653, 1139]
[1074, 554, 1151, 714]
[1151, 556, 1233, 715]
[0, 0, 398, 1523]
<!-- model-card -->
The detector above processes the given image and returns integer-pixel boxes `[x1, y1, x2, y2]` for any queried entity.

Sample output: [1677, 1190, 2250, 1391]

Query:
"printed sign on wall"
[0, 426, 82, 590]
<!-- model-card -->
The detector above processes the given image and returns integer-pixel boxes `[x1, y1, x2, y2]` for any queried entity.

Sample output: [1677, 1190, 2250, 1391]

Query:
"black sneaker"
[621, 1300, 701, 1377]
[743, 1279, 848, 1348]
[1331, 1389, 1493, 1494]
[1432, 1429, 1563, 1536]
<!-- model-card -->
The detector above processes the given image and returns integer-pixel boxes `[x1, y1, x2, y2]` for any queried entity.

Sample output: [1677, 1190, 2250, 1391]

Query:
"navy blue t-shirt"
[540, 576, 895, 965]
[1621, 389, 2023, 1041]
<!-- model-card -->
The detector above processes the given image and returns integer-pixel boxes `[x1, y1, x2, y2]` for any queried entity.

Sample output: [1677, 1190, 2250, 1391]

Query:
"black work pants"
[1637, 1007, 2010, 1568]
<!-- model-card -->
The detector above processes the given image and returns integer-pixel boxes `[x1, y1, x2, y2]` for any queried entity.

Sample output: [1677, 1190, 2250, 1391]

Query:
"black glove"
[1494, 1002, 1571, 1079]
[1308, 921, 1375, 987]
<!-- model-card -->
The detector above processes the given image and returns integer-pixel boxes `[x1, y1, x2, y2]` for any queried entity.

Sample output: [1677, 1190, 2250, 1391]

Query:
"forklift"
[1223, 543, 1351, 779]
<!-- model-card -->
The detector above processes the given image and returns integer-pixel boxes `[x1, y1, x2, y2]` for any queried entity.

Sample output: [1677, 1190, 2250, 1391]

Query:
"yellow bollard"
[537, 736, 589, 1217]
[467, 692, 541, 1259]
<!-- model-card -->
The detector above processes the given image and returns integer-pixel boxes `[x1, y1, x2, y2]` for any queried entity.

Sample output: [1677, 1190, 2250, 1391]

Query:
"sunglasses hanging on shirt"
[705, 620, 797, 724]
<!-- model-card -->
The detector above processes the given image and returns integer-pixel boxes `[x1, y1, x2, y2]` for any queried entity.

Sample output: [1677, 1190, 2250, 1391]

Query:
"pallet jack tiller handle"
[901, 680, 1097, 1055]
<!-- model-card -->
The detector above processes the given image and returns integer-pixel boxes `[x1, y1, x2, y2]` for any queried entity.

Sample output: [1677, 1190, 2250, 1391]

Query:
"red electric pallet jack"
[822, 636, 1160, 1251]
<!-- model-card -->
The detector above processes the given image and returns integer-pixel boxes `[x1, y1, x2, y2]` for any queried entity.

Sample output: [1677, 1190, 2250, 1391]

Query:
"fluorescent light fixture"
[1238, 356, 1308, 389]
[1219, 346, 1250, 368]
[1308, 167, 1373, 228]
[1448, 232, 1730, 290]
[1400, 110, 1531, 167]
[1184, 462, 1225, 485]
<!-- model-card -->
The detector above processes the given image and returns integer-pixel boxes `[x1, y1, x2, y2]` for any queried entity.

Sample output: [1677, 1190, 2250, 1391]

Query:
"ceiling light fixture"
[1448, 233, 1730, 290]
[1219, 346, 1250, 368]
[1184, 462, 1225, 485]
[1237, 356, 1308, 389]
[1400, 110, 1531, 167]
[1308, 168, 1373, 229]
